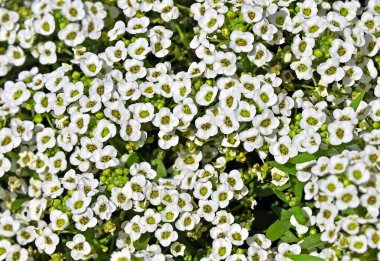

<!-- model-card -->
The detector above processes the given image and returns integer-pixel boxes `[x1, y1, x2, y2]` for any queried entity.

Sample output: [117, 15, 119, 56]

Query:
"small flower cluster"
[302, 147, 380, 259]
[0, 0, 380, 260]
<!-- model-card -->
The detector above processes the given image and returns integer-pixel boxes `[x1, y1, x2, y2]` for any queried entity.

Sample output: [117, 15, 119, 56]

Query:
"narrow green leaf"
[350, 92, 365, 110]
[11, 197, 29, 211]
[269, 161, 297, 175]
[288, 153, 317, 164]
[126, 153, 139, 167]
[5, 151, 18, 159]
[134, 233, 150, 250]
[273, 190, 289, 203]
[300, 233, 325, 249]
[240, 53, 252, 72]
[266, 220, 291, 241]
[293, 206, 307, 225]
[270, 182, 292, 191]
[154, 159, 167, 180]
[281, 231, 299, 243]
[293, 179, 304, 201]
[291, 254, 324, 261]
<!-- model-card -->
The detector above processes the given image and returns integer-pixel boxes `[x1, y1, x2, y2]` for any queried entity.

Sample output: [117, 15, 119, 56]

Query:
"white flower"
[152, 107, 179, 132]
[227, 224, 248, 246]
[252, 19, 278, 41]
[0, 154, 11, 178]
[58, 23, 85, 47]
[50, 210, 69, 231]
[1, 81, 30, 106]
[276, 243, 301, 261]
[212, 239, 232, 260]
[229, 31, 254, 53]
[62, 0, 85, 21]
[93, 145, 119, 170]
[126, 17, 150, 34]
[108, 22, 126, 43]
[269, 136, 298, 164]
[66, 234, 91, 260]
[35, 228, 59, 255]
[198, 9, 224, 34]
[128, 38, 151, 60]
[336, 185, 360, 210]
[66, 191, 92, 214]
[140, 209, 161, 232]
[36, 128, 56, 152]
[241, 5, 263, 23]
[349, 235, 368, 254]
[80, 53, 103, 77]
[317, 58, 345, 84]
[92, 195, 116, 220]
[329, 39, 355, 63]
[154, 223, 178, 247]
[328, 121, 354, 145]
[72, 208, 98, 231]
[271, 168, 289, 186]
[195, 114, 218, 140]
[253, 109, 280, 136]
[36, 41, 57, 65]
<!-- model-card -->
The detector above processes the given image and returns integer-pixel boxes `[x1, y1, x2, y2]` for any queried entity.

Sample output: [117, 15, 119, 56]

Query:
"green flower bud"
[53, 199, 61, 207]
[313, 49, 323, 58]
[72, 71, 81, 80]
[226, 11, 236, 19]
[103, 220, 116, 233]
[96, 112, 104, 119]
[237, 25, 246, 32]
[295, 113, 302, 121]
[221, 28, 230, 37]
[33, 114, 43, 123]
[205, 79, 213, 86]
[309, 228, 318, 235]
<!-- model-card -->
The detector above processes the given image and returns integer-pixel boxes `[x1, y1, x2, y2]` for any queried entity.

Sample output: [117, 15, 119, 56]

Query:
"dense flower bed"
[0, 0, 380, 260]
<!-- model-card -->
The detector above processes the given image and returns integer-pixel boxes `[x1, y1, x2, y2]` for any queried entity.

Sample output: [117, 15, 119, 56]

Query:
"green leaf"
[11, 197, 29, 211]
[126, 153, 139, 167]
[350, 92, 365, 110]
[273, 190, 289, 203]
[266, 219, 291, 241]
[108, 136, 126, 153]
[293, 179, 304, 201]
[291, 254, 324, 261]
[269, 161, 297, 175]
[5, 151, 18, 159]
[240, 53, 252, 72]
[288, 153, 317, 164]
[152, 158, 167, 181]
[281, 230, 299, 243]
[293, 206, 307, 225]
[300, 233, 325, 249]
[270, 182, 292, 191]
[134, 233, 150, 250]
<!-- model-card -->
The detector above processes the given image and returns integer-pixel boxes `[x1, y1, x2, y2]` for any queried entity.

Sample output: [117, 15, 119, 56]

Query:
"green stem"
[300, 84, 315, 90]
[45, 114, 56, 130]
[176, 4, 190, 11]
[175, 24, 189, 47]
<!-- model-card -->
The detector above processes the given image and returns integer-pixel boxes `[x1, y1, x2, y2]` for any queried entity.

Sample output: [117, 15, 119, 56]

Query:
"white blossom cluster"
[0, 0, 380, 260]
[301, 146, 380, 258]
